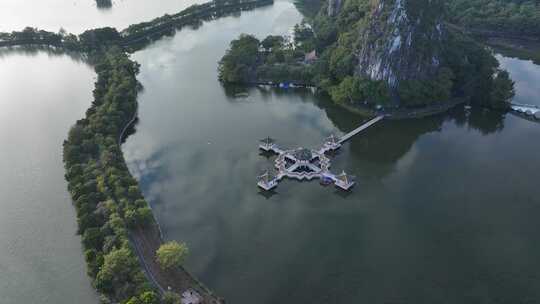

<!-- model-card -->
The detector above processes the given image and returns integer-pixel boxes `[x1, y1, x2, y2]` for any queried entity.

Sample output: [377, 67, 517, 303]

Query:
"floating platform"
[257, 116, 383, 191]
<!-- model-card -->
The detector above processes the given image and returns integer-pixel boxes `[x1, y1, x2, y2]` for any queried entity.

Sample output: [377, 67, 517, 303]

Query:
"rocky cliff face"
[327, 0, 343, 17]
[354, 0, 447, 90]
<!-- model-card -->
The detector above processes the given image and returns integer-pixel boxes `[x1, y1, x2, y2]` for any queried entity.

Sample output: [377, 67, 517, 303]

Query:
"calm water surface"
[123, 1, 540, 303]
[0, 0, 202, 33]
[0, 50, 97, 304]
[1, 1, 539, 303]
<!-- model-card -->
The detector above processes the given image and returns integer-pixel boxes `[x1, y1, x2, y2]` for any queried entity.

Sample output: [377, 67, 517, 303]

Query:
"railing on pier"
[338, 115, 384, 144]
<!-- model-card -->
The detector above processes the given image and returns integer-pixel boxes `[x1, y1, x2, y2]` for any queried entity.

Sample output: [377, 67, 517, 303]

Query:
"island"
[0, 0, 274, 303]
[0, 0, 537, 303]
[218, 0, 528, 117]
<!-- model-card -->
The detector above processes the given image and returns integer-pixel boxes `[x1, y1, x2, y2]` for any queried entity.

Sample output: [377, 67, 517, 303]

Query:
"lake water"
[0, 50, 98, 304]
[122, 1, 540, 303]
[1, 0, 540, 303]
[0, 0, 202, 33]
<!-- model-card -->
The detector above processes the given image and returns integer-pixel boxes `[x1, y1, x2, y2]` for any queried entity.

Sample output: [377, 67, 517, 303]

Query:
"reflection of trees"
[466, 107, 505, 135]
[257, 86, 315, 101]
[0, 45, 88, 64]
[224, 82, 508, 176]
[221, 83, 251, 99]
[221, 83, 316, 102]
[313, 95, 444, 177]
[317, 96, 507, 177]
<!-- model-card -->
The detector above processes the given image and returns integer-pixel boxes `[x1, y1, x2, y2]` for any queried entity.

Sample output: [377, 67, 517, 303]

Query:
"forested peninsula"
[218, 0, 520, 116]
[0, 0, 273, 303]
[0, 0, 532, 303]
[447, 0, 540, 40]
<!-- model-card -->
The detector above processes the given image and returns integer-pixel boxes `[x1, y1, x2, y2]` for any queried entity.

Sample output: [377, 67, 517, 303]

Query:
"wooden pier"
[257, 115, 384, 191]
[338, 115, 384, 144]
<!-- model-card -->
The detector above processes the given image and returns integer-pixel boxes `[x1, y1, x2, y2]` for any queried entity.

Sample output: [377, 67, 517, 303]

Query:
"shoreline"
[244, 82, 469, 119]
[117, 70, 224, 304]
[0, 0, 275, 303]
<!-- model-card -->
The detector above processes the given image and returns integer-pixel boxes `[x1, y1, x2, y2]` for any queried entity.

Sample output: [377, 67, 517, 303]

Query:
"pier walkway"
[258, 115, 384, 191]
[339, 115, 384, 144]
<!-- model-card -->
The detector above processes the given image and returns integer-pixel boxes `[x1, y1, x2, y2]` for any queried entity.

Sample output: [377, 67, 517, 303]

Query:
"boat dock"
[511, 103, 540, 120]
[257, 115, 384, 191]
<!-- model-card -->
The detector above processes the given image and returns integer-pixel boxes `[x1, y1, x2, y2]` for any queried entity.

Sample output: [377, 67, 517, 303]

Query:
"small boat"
[234, 92, 249, 98]
[279, 82, 290, 89]
[320, 176, 333, 186]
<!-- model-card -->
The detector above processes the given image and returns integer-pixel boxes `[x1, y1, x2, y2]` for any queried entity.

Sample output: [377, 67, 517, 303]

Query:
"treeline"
[0, 1, 277, 303]
[63, 47, 192, 304]
[0, 0, 274, 52]
[218, 33, 315, 84]
[120, 0, 274, 51]
[447, 0, 540, 39]
[122, 0, 270, 35]
[220, 0, 516, 110]
[63, 47, 164, 303]
[0, 26, 121, 51]
[0, 27, 78, 49]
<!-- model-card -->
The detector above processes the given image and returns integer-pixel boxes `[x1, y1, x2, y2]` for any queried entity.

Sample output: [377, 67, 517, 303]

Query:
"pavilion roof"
[336, 171, 355, 184]
[260, 137, 275, 144]
[326, 134, 340, 144]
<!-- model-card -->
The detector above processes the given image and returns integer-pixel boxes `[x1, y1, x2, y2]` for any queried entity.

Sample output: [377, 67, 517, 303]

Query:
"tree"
[126, 291, 159, 304]
[330, 76, 361, 104]
[82, 227, 104, 250]
[218, 34, 260, 83]
[95, 247, 138, 292]
[156, 241, 189, 270]
[330, 76, 393, 105]
[162, 292, 182, 304]
[490, 70, 515, 109]
[137, 207, 154, 226]
[261, 35, 284, 51]
[139, 291, 160, 304]
[126, 297, 142, 304]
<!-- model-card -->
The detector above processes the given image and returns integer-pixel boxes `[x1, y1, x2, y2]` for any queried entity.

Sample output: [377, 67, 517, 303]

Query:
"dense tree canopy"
[447, 0, 540, 37]
[219, 0, 516, 110]
[156, 241, 189, 270]
[218, 34, 261, 83]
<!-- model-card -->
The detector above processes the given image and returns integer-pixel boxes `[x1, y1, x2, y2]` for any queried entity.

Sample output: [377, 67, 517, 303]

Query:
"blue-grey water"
[0, 1, 199, 303]
[0, 0, 201, 33]
[1, 1, 540, 304]
[0, 50, 98, 304]
[122, 2, 540, 303]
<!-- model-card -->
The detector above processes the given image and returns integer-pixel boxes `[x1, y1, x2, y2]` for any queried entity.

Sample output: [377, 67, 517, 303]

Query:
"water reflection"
[122, 2, 540, 302]
[96, 0, 113, 10]
[0, 49, 97, 304]
[466, 107, 506, 134]
[0, 0, 204, 33]
[0, 45, 87, 64]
